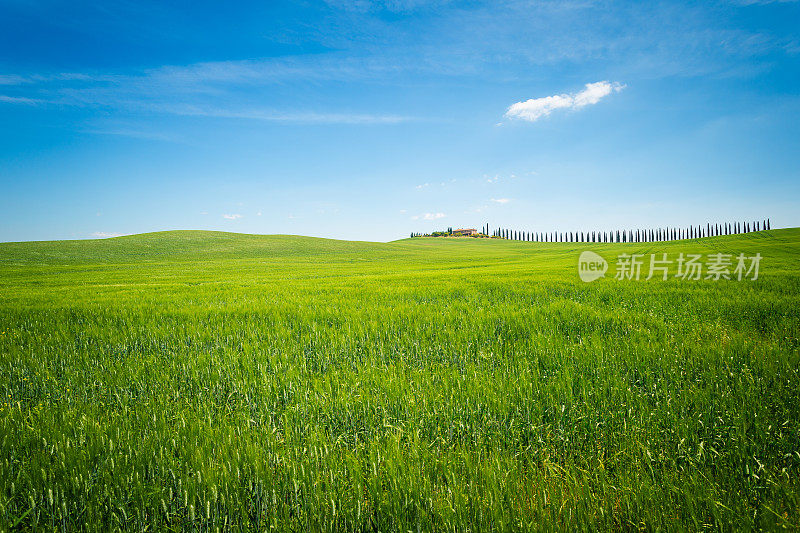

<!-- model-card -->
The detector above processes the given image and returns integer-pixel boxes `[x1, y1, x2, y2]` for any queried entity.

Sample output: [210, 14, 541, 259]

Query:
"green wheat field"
[1, 229, 798, 531]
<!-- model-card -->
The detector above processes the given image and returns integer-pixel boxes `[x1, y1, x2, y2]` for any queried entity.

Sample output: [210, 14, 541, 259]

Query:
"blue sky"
[1, 0, 798, 242]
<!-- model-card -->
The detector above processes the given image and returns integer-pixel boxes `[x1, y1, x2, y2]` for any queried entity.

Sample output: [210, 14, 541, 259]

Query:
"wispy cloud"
[505, 81, 625, 122]
[0, 95, 40, 105]
[491, 198, 511, 204]
[0, 56, 417, 124]
[411, 212, 446, 220]
[0, 75, 29, 85]
[165, 106, 411, 124]
[324, 0, 453, 13]
[223, 213, 243, 220]
[83, 128, 181, 142]
[731, 0, 799, 4]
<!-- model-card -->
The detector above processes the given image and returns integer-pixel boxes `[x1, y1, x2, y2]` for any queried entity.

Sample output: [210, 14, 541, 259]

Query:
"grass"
[0, 228, 798, 531]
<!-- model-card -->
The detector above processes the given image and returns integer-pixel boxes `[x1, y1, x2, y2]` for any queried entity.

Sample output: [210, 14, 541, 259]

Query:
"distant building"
[452, 228, 478, 236]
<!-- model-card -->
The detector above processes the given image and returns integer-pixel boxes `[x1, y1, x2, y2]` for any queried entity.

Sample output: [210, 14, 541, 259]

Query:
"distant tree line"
[476, 219, 771, 242]
[410, 227, 456, 238]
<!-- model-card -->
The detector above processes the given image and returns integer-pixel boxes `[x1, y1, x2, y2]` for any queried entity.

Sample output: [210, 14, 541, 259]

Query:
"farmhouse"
[452, 228, 478, 236]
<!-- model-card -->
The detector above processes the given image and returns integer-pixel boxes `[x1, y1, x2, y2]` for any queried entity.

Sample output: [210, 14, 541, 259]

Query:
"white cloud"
[491, 198, 511, 204]
[91, 232, 126, 238]
[200, 211, 208, 215]
[411, 212, 446, 220]
[256, 211, 262, 216]
[415, 183, 430, 189]
[505, 81, 625, 122]
[223, 213, 243, 220]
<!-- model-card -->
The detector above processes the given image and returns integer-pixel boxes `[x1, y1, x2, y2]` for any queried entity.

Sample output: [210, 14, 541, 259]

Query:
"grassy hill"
[1, 229, 798, 530]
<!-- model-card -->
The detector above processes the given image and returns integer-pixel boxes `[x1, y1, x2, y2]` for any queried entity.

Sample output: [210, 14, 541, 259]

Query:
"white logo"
[578, 251, 608, 282]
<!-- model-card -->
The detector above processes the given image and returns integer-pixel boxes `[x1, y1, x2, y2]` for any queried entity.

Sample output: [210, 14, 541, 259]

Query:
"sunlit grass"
[1, 229, 798, 530]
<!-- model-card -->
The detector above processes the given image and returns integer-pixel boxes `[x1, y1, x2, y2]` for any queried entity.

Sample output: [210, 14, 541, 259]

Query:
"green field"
[1, 229, 798, 531]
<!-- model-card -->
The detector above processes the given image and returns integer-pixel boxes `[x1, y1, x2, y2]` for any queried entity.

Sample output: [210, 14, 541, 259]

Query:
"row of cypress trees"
[481, 219, 771, 243]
